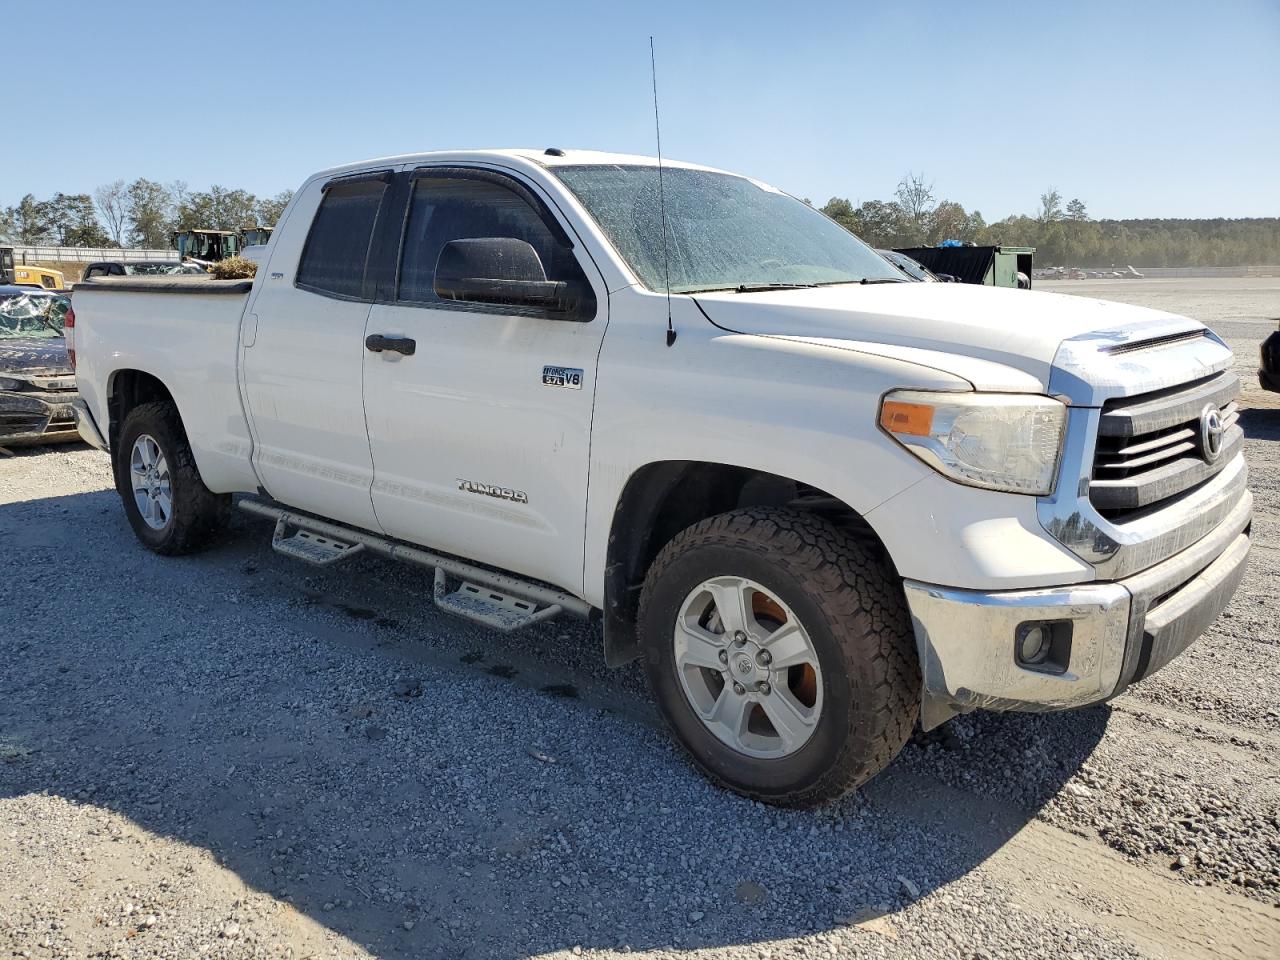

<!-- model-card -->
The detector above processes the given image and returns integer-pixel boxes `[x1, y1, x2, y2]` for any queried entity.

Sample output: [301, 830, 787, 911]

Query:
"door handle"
[365, 334, 416, 356]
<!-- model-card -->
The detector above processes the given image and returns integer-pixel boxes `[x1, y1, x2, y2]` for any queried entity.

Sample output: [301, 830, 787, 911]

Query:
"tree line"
[819, 174, 1280, 267]
[0, 181, 294, 249]
[3, 172, 1277, 266]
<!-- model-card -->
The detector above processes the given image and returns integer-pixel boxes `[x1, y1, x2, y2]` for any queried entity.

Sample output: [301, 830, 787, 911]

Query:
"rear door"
[361, 166, 608, 594]
[239, 171, 394, 531]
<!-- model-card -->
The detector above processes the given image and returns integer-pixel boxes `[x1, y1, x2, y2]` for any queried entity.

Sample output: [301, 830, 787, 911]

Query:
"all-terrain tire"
[638, 507, 920, 807]
[114, 400, 230, 555]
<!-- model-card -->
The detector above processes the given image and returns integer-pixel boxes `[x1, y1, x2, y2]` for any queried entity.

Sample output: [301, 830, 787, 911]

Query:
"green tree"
[255, 190, 294, 227]
[926, 200, 979, 245]
[126, 178, 176, 248]
[1038, 188, 1064, 224]
[3, 195, 53, 244]
[46, 193, 110, 246]
[1066, 198, 1088, 221]
[176, 185, 259, 232]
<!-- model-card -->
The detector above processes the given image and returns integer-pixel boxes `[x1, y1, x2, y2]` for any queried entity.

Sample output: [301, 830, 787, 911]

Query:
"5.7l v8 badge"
[542, 365, 584, 390]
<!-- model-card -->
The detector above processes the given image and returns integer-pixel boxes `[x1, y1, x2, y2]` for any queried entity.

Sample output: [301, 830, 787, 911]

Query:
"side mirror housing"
[434, 238, 571, 312]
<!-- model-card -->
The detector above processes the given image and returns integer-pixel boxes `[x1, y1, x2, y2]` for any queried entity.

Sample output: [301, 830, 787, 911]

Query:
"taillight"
[65, 305, 76, 370]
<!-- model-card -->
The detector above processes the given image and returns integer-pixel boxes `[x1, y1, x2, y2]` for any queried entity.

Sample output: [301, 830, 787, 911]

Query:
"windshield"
[0, 292, 67, 339]
[553, 165, 902, 293]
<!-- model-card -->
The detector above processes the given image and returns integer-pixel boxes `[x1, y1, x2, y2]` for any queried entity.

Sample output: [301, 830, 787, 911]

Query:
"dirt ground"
[1, 278, 1277, 959]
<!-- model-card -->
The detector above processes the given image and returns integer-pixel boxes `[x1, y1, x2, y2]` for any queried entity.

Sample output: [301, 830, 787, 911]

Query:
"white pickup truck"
[71, 149, 1251, 806]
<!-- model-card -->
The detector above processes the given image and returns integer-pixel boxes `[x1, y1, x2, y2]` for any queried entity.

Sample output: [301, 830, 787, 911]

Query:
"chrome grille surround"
[1038, 318, 1248, 580]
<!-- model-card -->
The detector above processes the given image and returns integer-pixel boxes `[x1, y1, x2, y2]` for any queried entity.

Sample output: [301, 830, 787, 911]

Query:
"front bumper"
[905, 489, 1252, 728]
[0, 389, 81, 445]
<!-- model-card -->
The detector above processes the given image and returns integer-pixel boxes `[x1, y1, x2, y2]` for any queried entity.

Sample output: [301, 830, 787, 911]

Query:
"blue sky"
[7, 0, 1278, 219]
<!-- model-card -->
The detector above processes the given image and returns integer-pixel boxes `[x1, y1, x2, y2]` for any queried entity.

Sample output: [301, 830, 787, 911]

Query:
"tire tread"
[638, 507, 919, 807]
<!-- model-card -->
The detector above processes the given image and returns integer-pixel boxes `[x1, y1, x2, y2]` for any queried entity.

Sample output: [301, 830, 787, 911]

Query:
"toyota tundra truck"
[70, 149, 1252, 806]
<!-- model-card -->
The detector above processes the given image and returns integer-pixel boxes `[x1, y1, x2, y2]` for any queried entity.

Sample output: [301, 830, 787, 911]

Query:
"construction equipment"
[172, 229, 242, 264]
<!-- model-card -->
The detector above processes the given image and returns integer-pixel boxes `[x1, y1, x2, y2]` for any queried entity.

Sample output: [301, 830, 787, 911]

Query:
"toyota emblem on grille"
[1199, 405, 1225, 463]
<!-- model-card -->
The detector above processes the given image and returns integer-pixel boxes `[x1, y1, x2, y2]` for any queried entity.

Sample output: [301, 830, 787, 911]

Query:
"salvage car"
[71, 149, 1251, 806]
[81, 261, 206, 281]
[877, 249, 941, 282]
[0, 286, 80, 445]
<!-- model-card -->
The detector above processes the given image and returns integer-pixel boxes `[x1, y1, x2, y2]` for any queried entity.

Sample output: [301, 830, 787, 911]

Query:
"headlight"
[879, 390, 1067, 495]
[0, 376, 26, 391]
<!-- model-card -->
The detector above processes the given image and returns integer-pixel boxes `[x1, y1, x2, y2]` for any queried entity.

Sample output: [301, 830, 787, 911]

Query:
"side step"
[433, 569, 562, 633]
[271, 517, 365, 566]
[239, 499, 590, 631]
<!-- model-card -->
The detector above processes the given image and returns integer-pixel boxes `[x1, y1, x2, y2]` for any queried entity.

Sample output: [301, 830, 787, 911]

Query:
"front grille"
[1090, 372, 1242, 523]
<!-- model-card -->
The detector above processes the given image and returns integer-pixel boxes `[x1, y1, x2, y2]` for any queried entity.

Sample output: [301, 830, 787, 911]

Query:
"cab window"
[397, 175, 594, 319]
[296, 178, 388, 300]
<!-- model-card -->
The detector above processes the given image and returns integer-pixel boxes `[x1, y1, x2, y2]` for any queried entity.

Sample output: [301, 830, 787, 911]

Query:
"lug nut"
[718, 649, 729, 664]
[758, 681, 771, 695]
[732, 682, 746, 695]
[734, 631, 747, 646]
[757, 649, 772, 666]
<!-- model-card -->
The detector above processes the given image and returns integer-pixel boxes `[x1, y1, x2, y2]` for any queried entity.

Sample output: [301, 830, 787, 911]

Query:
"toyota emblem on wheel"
[1199, 405, 1225, 463]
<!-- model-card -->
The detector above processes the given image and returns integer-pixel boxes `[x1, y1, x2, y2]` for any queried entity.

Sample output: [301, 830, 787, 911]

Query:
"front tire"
[638, 508, 919, 807]
[114, 400, 230, 555]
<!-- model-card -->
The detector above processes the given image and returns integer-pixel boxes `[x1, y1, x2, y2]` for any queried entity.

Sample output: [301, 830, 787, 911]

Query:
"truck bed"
[72, 274, 260, 495]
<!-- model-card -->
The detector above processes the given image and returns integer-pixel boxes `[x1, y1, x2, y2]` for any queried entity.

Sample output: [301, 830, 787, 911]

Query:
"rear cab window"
[296, 174, 391, 300]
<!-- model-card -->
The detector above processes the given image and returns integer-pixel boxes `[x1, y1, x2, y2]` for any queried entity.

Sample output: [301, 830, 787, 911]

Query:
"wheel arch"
[105, 368, 177, 457]
[601, 460, 893, 667]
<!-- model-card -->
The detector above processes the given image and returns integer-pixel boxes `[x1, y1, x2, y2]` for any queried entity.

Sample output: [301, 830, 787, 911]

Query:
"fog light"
[1017, 623, 1052, 665]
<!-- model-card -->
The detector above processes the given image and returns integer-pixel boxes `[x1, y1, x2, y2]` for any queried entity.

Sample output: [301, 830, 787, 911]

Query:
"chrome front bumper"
[905, 489, 1252, 729]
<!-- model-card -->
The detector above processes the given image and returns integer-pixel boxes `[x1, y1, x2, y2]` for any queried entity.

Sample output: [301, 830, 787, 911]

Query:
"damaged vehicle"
[0, 286, 80, 446]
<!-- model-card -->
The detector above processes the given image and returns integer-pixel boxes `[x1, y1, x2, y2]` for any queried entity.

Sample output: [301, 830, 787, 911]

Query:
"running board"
[433, 569, 562, 632]
[271, 517, 365, 566]
[238, 499, 591, 630]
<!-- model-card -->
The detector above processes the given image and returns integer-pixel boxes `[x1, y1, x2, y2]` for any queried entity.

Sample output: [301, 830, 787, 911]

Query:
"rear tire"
[638, 507, 919, 807]
[114, 400, 230, 555]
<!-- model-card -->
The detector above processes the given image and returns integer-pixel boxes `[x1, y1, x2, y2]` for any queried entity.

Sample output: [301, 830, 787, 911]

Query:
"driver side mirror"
[434, 238, 571, 312]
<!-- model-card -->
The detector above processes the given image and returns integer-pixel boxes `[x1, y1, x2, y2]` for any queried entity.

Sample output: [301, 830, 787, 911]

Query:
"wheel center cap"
[734, 653, 755, 677]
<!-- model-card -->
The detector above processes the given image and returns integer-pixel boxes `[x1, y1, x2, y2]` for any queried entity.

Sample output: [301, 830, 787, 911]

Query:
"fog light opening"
[1015, 620, 1073, 674]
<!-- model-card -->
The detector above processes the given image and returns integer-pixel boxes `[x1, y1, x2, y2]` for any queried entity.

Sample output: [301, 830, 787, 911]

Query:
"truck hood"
[693, 282, 1204, 391]
[0, 337, 71, 376]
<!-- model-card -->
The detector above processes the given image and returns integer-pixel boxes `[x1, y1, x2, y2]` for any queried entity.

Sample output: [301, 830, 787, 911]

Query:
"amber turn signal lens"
[880, 400, 934, 437]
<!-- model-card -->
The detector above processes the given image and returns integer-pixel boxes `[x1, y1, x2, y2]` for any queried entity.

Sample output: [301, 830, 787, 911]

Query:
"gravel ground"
[2, 278, 1278, 959]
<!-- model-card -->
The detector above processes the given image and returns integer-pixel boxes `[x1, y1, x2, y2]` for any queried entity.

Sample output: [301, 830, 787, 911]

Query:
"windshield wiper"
[733, 282, 820, 293]
[857, 277, 908, 285]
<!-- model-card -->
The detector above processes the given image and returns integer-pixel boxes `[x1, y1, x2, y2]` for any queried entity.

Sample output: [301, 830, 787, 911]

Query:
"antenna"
[650, 36, 676, 347]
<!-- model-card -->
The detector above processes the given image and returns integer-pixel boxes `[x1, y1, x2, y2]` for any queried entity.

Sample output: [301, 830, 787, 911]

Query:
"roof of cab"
[306, 148, 737, 185]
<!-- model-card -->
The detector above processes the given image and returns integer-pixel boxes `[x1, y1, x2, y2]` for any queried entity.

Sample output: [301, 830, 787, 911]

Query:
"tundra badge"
[457, 479, 529, 504]
[542, 365, 583, 390]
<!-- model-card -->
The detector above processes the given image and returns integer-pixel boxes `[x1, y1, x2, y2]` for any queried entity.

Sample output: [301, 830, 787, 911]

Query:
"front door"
[362, 168, 608, 594]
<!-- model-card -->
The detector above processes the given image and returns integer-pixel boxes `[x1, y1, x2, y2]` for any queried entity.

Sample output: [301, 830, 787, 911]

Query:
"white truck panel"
[581, 292, 968, 606]
[73, 285, 258, 494]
